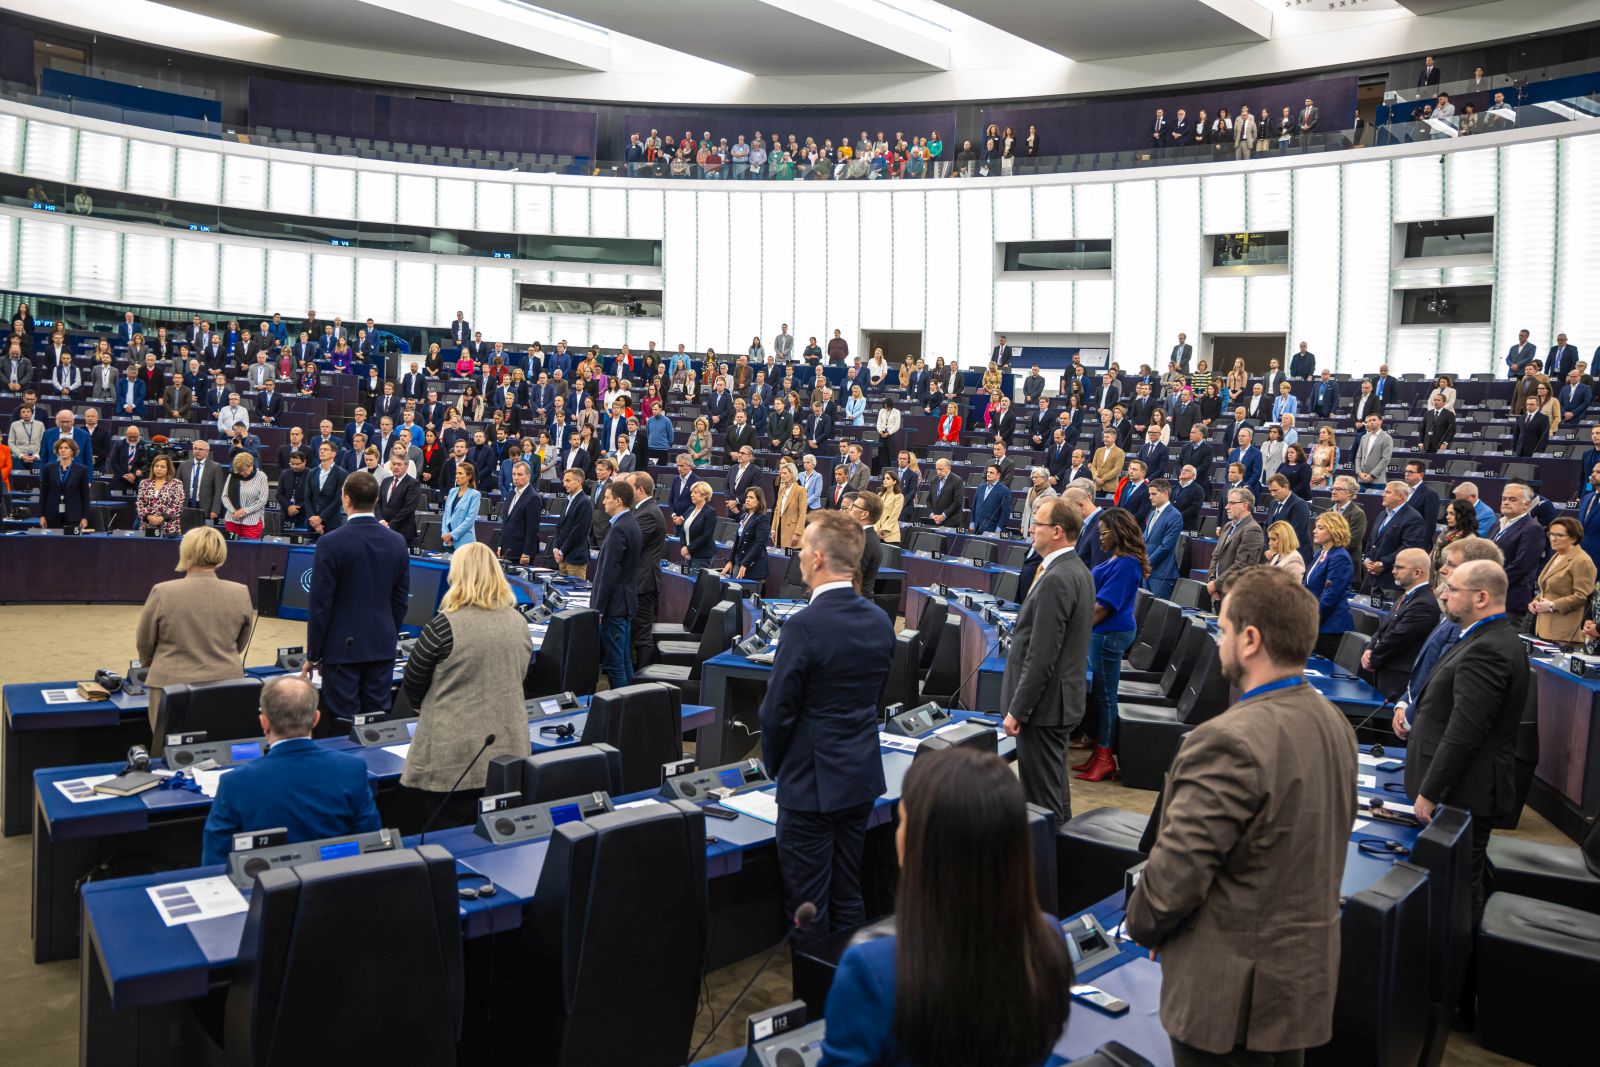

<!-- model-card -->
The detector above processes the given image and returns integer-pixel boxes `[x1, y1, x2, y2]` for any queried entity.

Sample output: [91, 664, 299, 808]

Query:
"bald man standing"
[1360, 548, 1440, 701]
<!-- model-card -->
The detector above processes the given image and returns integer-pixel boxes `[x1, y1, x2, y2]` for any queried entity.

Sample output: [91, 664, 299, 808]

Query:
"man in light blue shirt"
[1453, 482, 1497, 537]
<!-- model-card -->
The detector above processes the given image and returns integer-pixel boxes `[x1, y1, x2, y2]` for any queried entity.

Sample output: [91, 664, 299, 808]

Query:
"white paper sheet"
[147, 876, 248, 927]
[1356, 753, 1389, 767]
[53, 775, 116, 803]
[1357, 774, 1376, 789]
[879, 732, 922, 752]
[1352, 818, 1373, 832]
[191, 768, 233, 799]
[616, 798, 663, 810]
[382, 743, 411, 760]
[721, 791, 780, 824]
[41, 687, 80, 704]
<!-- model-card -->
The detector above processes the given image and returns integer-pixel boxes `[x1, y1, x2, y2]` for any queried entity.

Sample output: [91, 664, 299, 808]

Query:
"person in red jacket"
[935, 400, 963, 443]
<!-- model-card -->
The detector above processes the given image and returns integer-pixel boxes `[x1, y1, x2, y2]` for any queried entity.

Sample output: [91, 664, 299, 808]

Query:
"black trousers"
[1171, 1040, 1304, 1067]
[632, 589, 659, 667]
[1017, 722, 1073, 824]
[776, 802, 874, 944]
[320, 660, 393, 721]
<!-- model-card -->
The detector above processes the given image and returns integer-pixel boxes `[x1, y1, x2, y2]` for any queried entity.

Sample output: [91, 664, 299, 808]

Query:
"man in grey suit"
[1355, 413, 1393, 485]
[1128, 567, 1356, 1065]
[1329, 476, 1368, 582]
[1206, 489, 1265, 601]
[178, 440, 227, 523]
[1170, 333, 1193, 373]
[773, 324, 794, 362]
[1001, 496, 1096, 823]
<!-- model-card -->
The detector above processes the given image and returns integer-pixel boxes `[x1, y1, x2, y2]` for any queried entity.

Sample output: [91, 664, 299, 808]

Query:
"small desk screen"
[718, 768, 745, 790]
[230, 742, 263, 762]
[549, 804, 582, 826]
[540, 698, 562, 715]
[318, 840, 361, 860]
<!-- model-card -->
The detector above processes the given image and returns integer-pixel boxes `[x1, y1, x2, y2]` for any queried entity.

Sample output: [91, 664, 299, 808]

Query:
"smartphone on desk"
[1071, 984, 1130, 1016]
[702, 804, 741, 821]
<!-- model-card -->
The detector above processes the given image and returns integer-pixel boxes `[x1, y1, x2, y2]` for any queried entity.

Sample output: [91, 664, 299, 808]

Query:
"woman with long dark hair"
[821, 747, 1073, 1066]
[1075, 507, 1150, 783]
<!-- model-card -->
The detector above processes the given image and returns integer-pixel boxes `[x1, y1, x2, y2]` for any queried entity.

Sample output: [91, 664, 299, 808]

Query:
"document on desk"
[147, 876, 248, 927]
[192, 768, 233, 798]
[1352, 818, 1374, 832]
[616, 798, 664, 810]
[53, 775, 117, 803]
[382, 743, 411, 761]
[721, 790, 781, 825]
[1357, 774, 1376, 789]
[40, 687, 80, 704]
[879, 733, 922, 753]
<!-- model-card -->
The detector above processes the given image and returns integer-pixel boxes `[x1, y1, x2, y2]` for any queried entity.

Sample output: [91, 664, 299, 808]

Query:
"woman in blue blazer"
[440, 462, 480, 550]
[821, 748, 1072, 1067]
[723, 486, 770, 582]
[39, 437, 92, 530]
[678, 481, 717, 567]
[1304, 509, 1356, 660]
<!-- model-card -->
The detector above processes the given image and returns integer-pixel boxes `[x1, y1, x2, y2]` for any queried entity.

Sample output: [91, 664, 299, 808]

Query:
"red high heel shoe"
[1074, 747, 1118, 782]
[1071, 751, 1097, 772]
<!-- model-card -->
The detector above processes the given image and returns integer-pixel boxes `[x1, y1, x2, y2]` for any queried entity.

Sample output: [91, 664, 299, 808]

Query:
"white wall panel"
[221, 155, 267, 211]
[120, 233, 168, 305]
[71, 227, 119, 300]
[1392, 154, 1443, 222]
[476, 182, 513, 233]
[266, 249, 311, 317]
[589, 187, 626, 238]
[22, 121, 72, 181]
[760, 191, 796, 337]
[923, 190, 959, 362]
[859, 193, 893, 329]
[791, 193, 828, 347]
[1387, 328, 1441, 382]
[1073, 185, 1113, 239]
[170, 238, 218, 308]
[993, 280, 1032, 334]
[514, 183, 551, 233]
[1202, 172, 1246, 235]
[436, 178, 475, 230]
[1555, 136, 1600, 352]
[1288, 166, 1340, 354]
[826, 192, 861, 351]
[268, 160, 312, 217]
[124, 140, 174, 198]
[75, 132, 125, 191]
[473, 264, 515, 342]
[552, 187, 590, 236]
[1439, 326, 1493, 380]
[1445, 148, 1498, 219]
[627, 187, 664, 241]
[17, 217, 68, 293]
[956, 187, 992, 362]
[314, 166, 356, 220]
[219, 243, 266, 312]
[1074, 279, 1112, 334]
[1495, 140, 1558, 358]
[1201, 276, 1245, 335]
[355, 171, 397, 224]
[992, 185, 1032, 242]
[436, 263, 475, 331]
[1033, 278, 1072, 333]
[1245, 170, 1290, 232]
[1032, 185, 1070, 239]
[696, 190, 731, 354]
[395, 174, 436, 227]
[174, 148, 220, 204]
[396, 260, 436, 328]
[1113, 181, 1157, 369]
[1156, 177, 1200, 354]
[891, 190, 925, 331]
[1339, 159, 1391, 373]
[0, 114, 20, 172]
[1245, 274, 1290, 335]
[355, 257, 396, 326]
[727, 191, 763, 349]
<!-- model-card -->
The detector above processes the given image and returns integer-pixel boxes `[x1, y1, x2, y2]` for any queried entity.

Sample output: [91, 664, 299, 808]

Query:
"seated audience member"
[398, 543, 534, 829]
[135, 526, 254, 733]
[200, 676, 380, 864]
[822, 747, 1073, 1065]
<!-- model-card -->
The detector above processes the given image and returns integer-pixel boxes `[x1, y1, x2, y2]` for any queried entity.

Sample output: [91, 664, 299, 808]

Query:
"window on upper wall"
[1209, 231, 1288, 269]
[1401, 217, 1495, 259]
[1398, 285, 1493, 326]
[1001, 239, 1112, 273]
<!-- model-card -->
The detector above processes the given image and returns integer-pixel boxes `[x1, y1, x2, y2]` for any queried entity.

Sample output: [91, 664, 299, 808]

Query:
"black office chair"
[1333, 631, 1371, 676]
[878, 629, 922, 715]
[1351, 609, 1380, 636]
[518, 802, 707, 1067]
[1117, 618, 1209, 705]
[1171, 577, 1209, 610]
[1305, 863, 1430, 1067]
[1122, 599, 1182, 682]
[1486, 813, 1600, 914]
[152, 677, 265, 757]
[1476, 891, 1600, 1065]
[633, 601, 739, 703]
[652, 568, 721, 643]
[872, 571, 903, 621]
[1115, 635, 1230, 790]
[579, 683, 683, 795]
[1061, 1042, 1157, 1067]
[524, 608, 600, 698]
[1054, 807, 1150, 916]
[214, 846, 463, 1067]
[919, 617, 963, 704]
[913, 597, 948, 673]
[1408, 807, 1474, 1067]
[486, 744, 621, 804]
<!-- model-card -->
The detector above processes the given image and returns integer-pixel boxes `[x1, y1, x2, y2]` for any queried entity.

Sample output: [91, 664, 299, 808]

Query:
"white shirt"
[810, 579, 854, 601]
[1037, 545, 1075, 574]
[218, 406, 249, 435]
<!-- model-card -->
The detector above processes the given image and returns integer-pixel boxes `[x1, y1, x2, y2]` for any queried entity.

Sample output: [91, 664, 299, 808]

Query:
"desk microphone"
[418, 733, 496, 844]
[241, 563, 277, 667]
[684, 901, 816, 1065]
[947, 634, 1001, 712]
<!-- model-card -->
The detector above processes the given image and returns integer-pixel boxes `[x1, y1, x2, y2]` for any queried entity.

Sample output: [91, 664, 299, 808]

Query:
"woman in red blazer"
[935, 400, 963, 443]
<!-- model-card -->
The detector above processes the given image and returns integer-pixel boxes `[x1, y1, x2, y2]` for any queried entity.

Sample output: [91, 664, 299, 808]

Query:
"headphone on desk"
[456, 873, 498, 901]
[538, 722, 577, 741]
[1355, 836, 1411, 860]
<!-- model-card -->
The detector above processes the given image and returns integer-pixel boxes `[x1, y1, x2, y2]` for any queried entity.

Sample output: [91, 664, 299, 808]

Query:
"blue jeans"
[600, 615, 633, 688]
[1146, 576, 1175, 600]
[1090, 629, 1137, 750]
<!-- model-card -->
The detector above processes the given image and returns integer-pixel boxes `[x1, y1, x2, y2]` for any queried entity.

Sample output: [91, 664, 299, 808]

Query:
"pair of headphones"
[123, 745, 151, 773]
[539, 721, 577, 741]
[457, 872, 497, 900]
[1355, 836, 1411, 860]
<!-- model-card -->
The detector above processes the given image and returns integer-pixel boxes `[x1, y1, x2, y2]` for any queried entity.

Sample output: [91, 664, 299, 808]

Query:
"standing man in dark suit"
[306, 442, 348, 537]
[1363, 480, 1429, 595]
[1491, 483, 1546, 629]
[375, 455, 420, 546]
[449, 311, 470, 345]
[629, 471, 666, 668]
[1513, 396, 1549, 457]
[1361, 549, 1440, 701]
[1265, 474, 1313, 564]
[592, 479, 642, 688]
[1418, 56, 1441, 87]
[1402, 461, 1441, 528]
[1559, 368, 1592, 427]
[1311, 370, 1341, 418]
[550, 468, 593, 578]
[990, 336, 1012, 368]
[304, 472, 409, 720]
[178, 440, 226, 524]
[1405, 560, 1530, 944]
[1002, 496, 1096, 823]
[1505, 329, 1538, 378]
[1172, 466, 1205, 531]
[1289, 340, 1316, 380]
[1548, 333, 1579, 380]
[497, 459, 542, 565]
[1420, 393, 1456, 452]
[1128, 567, 1356, 1066]
[1177, 425, 1214, 494]
[926, 457, 965, 528]
[759, 512, 895, 943]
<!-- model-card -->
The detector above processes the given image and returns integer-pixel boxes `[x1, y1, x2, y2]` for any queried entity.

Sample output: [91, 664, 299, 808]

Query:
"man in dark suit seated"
[304, 472, 409, 720]
[758, 511, 896, 942]
[926, 457, 965, 529]
[592, 479, 643, 689]
[550, 468, 593, 578]
[1360, 548, 1440, 701]
[375, 455, 421, 546]
[200, 677, 380, 865]
[497, 459, 542, 566]
[1363, 480, 1430, 595]
[1404, 559, 1531, 994]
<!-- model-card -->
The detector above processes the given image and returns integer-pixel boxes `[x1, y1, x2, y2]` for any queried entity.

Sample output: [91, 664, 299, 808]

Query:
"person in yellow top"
[1090, 428, 1126, 493]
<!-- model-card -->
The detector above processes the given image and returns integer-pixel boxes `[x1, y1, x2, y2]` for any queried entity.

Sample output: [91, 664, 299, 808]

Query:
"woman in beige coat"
[771, 460, 808, 549]
[1531, 517, 1597, 645]
[135, 526, 254, 733]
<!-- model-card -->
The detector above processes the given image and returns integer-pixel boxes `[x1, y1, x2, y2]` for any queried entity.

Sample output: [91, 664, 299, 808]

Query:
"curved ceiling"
[15, 0, 1600, 105]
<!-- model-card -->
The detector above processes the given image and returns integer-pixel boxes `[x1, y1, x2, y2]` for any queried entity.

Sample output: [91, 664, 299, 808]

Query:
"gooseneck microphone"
[685, 901, 817, 1065]
[418, 733, 496, 844]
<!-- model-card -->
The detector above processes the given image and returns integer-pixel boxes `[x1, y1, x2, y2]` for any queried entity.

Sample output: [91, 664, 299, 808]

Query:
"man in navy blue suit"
[1311, 369, 1341, 419]
[1506, 329, 1538, 378]
[1492, 482, 1547, 628]
[1136, 426, 1169, 479]
[1549, 333, 1580, 380]
[591, 479, 643, 688]
[1402, 460, 1441, 528]
[968, 464, 1011, 534]
[550, 468, 593, 578]
[304, 472, 410, 720]
[1228, 427, 1263, 496]
[1143, 479, 1184, 598]
[497, 459, 542, 565]
[759, 512, 895, 942]
[666, 454, 702, 518]
[1265, 473, 1313, 565]
[1172, 466, 1206, 531]
[1362, 480, 1430, 595]
[200, 677, 380, 865]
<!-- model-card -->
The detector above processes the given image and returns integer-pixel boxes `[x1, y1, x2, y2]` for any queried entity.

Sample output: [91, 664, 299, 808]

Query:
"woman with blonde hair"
[399, 542, 532, 827]
[135, 526, 253, 734]
[1224, 357, 1249, 406]
[221, 451, 268, 539]
[1266, 520, 1305, 579]
[771, 461, 808, 549]
[1310, 425, 1339, 489]
[1305, 511, 1355, 659]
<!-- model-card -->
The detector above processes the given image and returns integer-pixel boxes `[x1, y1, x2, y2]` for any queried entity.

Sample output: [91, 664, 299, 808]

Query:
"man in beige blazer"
[1206, 488, 1265, 600]
[135, 527, 255, 732]
[1128, 566, 1357, 1064]
[1089, 429, 1125, 494]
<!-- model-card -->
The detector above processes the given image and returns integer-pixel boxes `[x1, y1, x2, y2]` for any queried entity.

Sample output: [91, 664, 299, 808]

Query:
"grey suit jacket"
[134, 572, 254, 691]
[1127, 682, 1356, 1054]
[1208, 516, 1264, 591]
[178, 458, 226, 517]
[1000, 550, 1095, 729]
[1355, 430, 1393, 481]
[773, 332, 793, 359]
[1333, 502, 1367, 580]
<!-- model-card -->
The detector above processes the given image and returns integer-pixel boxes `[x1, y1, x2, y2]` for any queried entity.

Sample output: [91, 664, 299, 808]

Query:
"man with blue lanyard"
[1392, 536, 1503, 738]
